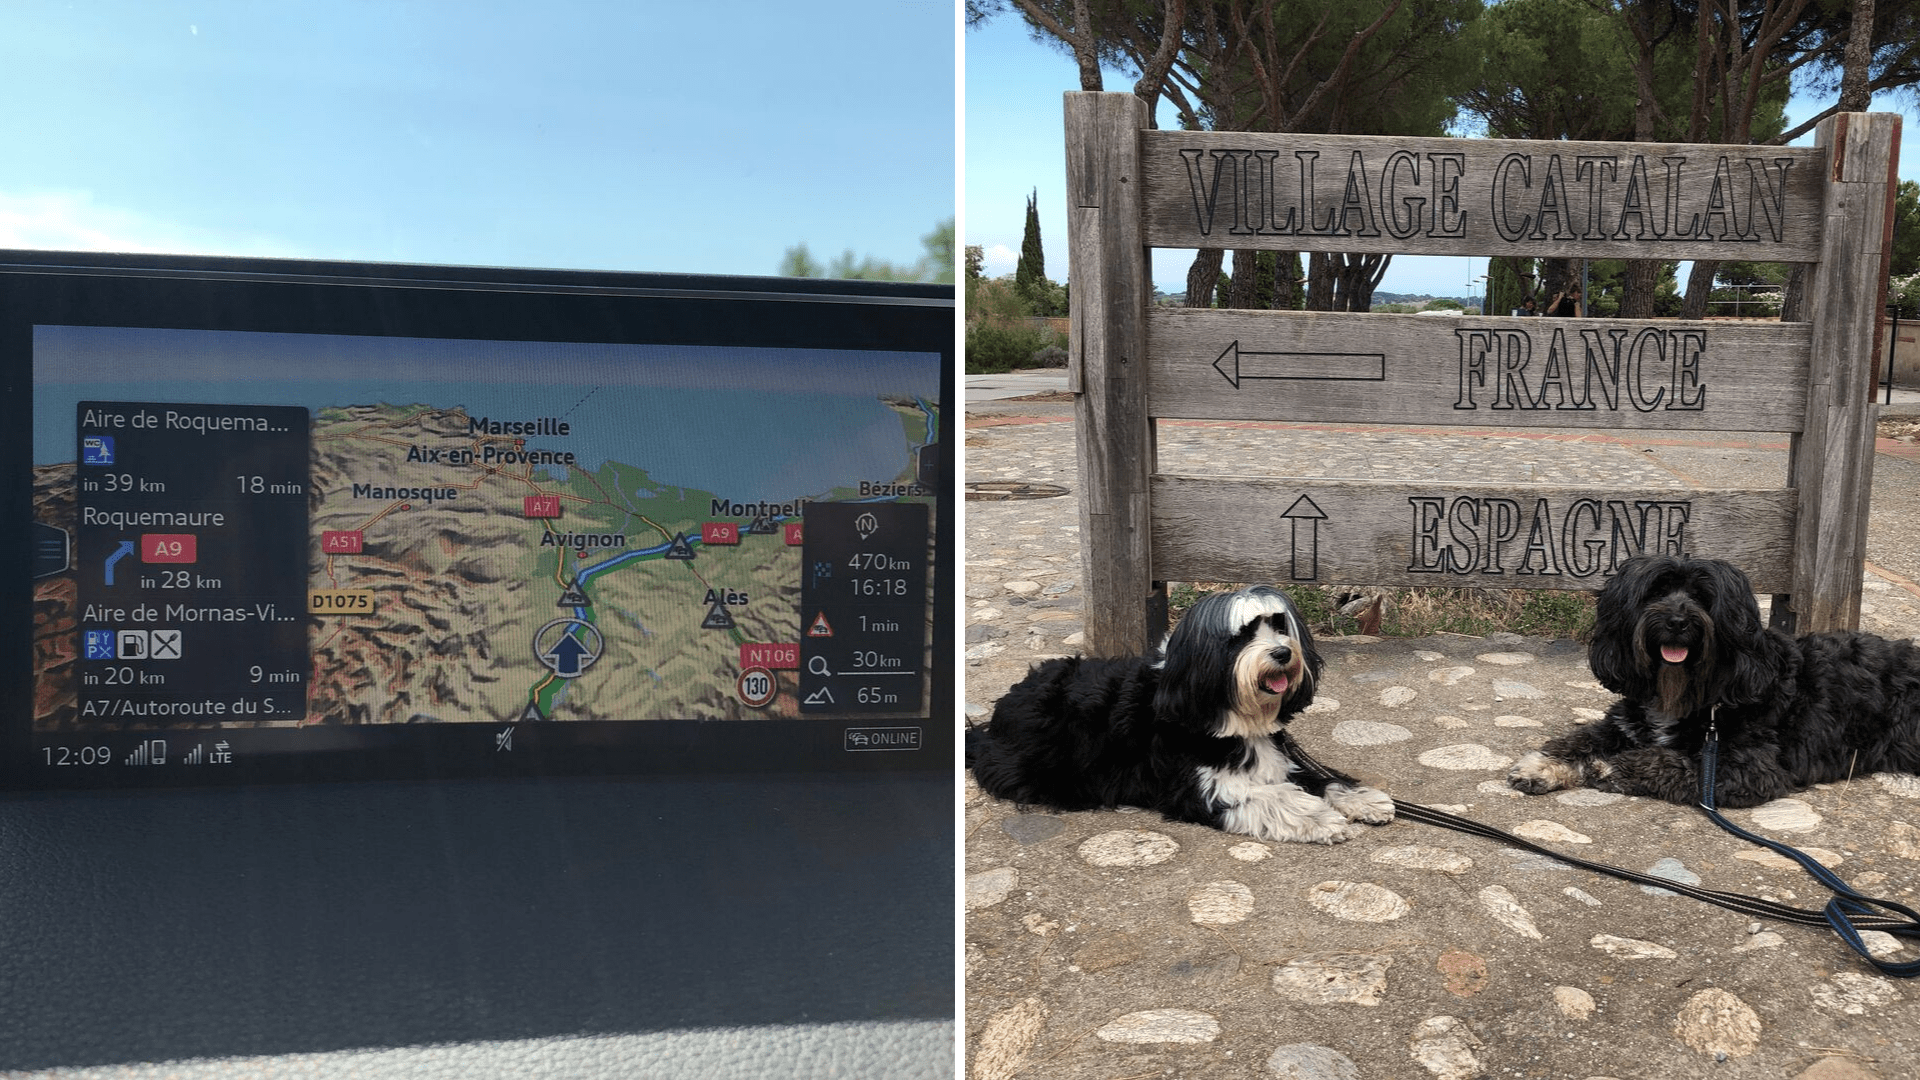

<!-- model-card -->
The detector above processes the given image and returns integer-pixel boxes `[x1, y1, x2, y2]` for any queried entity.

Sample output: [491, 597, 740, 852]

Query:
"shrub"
[1891, 273, 1920, 319]
[966, 319, 1065, 373]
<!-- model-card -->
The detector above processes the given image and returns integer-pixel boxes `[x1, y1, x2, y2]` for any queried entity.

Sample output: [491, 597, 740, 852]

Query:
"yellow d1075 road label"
[308, 589, 376, 615]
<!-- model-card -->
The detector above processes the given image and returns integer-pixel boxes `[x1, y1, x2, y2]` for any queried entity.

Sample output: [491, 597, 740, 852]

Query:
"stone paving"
[963, 406, 1920, 1080]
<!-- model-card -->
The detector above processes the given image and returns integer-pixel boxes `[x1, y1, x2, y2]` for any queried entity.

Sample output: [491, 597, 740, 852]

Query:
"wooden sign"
[1150, 476, 1795, 593]
[1140, 130, 1828, 261]
[1147, 309, 1811, 431]
[1065, 92, 1899, 651]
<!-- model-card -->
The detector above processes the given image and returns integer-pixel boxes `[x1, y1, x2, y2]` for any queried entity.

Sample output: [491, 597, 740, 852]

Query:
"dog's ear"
[1700, 559, 1773, 704]
[1588, 556, 1664, 693]
[1700, 560, 1763, 640]
[1154, 591, 1234, 728]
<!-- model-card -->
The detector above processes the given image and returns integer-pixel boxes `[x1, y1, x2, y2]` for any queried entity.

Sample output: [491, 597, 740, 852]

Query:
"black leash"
[1287, 739, 1920, 976]
[1698, 722, 1920, 977]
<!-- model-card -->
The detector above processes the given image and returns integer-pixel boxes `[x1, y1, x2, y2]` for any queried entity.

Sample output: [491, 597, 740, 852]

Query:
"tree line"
[971, 0, 1920, 319]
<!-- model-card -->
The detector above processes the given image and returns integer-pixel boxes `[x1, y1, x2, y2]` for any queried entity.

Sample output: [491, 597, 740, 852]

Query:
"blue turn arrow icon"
[104, 540, 135, 586]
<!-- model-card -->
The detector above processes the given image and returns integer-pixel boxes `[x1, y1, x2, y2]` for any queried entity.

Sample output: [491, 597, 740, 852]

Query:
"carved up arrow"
[1212, 341, 1387, 388]
[1281, 495, 1327, 581]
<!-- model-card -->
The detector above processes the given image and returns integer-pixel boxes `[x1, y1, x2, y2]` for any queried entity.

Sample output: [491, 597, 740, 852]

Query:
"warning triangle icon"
[807, 611, 834, 638]
[665, 532, 696, 560]
[557, 588, 588, 606]
[702, 600, 737, 630]
[519, 699, 546, 723]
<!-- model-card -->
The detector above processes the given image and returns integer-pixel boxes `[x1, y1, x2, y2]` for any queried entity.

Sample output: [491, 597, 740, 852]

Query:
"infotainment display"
[1, 253, 953, 786]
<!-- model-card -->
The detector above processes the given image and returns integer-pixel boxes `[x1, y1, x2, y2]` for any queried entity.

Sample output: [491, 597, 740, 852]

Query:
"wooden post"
[1780, 112, 1902, 633]
[1065, 92, 1157, 655]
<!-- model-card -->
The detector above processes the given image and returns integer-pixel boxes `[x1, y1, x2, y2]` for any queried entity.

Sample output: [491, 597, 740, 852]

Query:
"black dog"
[1508, 555, 1920, 807]
[967, 585, 1393, 843]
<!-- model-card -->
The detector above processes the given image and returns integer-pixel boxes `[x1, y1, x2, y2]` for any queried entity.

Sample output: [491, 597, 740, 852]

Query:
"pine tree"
[1015, 190, 1045, 306]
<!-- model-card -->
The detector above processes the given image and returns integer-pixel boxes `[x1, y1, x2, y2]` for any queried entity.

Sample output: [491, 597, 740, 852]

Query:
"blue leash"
[1700, 721, 1920, 977]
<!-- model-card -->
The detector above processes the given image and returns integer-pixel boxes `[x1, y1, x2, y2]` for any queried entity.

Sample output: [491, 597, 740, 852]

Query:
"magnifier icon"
[807, 655, 833, 677]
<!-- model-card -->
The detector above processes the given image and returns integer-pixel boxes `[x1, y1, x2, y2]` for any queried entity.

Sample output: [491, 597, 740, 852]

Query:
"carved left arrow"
[1213, 341, 1387, 388]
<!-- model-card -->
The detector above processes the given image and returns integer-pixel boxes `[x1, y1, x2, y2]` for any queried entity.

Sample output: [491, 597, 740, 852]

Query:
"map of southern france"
[31, 326, 941, 731]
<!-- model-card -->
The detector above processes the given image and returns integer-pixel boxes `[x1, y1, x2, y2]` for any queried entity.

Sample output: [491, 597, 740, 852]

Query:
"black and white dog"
[1509, 555, 1920, 807]
[967, 585, 1394, 844]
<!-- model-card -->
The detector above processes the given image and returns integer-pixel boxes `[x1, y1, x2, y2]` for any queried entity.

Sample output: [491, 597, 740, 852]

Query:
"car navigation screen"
[2, 254, 953, 787]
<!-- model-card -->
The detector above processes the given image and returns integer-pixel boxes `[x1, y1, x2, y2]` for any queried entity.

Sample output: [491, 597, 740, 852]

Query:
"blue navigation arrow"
[104, 540, 135, 586]
[543, 631, 594, 677]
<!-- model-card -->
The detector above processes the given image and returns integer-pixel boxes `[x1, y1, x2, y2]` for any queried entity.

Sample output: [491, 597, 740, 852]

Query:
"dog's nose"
[1269, 645, 1293, 665]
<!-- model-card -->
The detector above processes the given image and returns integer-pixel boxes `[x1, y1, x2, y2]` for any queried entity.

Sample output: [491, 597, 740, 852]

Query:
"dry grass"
[1167, 582, 1596, 642]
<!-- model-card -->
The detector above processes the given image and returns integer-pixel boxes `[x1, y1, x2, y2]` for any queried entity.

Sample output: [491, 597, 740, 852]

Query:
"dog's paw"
[1322, 820, 1370, 844]
[1223, 789, 1365, 844]
[1507, 750, 1581, 795]
[1326, 783, 1396, 825]
[1289, 807, 1368, 845]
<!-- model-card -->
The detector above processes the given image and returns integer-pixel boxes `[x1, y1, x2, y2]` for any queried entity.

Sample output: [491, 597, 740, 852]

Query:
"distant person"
[1512, 297, 1538, 317]
[1548, 286, 1582, 317]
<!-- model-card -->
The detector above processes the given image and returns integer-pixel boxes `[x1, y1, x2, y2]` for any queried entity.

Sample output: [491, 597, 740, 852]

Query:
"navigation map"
[31, 326, 941, 732]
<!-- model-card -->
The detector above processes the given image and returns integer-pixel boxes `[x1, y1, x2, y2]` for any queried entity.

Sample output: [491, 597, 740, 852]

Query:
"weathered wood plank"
[1139, 130, 1827, 261]
[1151, 475, 1796, 593]
[1147, 309, 1810, 431]
[1060, 93, 1895, 640]
[1783, 113, 1900, 632]
[1066, 91, 1160, 655]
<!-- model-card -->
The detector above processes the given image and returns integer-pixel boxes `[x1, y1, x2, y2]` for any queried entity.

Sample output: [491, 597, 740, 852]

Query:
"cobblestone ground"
[964, 417, 1920, 1080]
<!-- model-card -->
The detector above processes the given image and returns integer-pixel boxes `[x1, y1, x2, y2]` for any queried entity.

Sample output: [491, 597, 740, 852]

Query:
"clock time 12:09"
[43, 745, 112, 766]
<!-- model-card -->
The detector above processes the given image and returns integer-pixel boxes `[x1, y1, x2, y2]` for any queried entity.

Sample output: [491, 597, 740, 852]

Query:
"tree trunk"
[1620, 260, 1661, 318]
[1012, 0, 1103, 91]
[1228, 249, 1261, 309]
[1622, 7, 1661, 320]
[1131, 0, 1187, 126]
[1071, 0, 1103, 91]
[1780, 263, 1809, 322]
[1838, 0, 1875, 111]
[1274, 252, 1304, 310]
[1339, 253, 1390, 312]
[1306, 252, 1337, 311]
[1185, 248, 1226, 307]
[1680, 260, 1719, 320]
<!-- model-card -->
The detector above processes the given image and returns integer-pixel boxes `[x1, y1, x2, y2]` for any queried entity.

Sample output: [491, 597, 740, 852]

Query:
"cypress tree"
[1015, 190, 1044, 306]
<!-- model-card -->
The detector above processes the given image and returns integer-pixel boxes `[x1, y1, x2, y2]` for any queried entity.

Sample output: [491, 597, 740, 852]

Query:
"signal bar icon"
[123, 739, 167, 766]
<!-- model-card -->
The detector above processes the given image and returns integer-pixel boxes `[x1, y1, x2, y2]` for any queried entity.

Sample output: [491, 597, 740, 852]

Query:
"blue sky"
[0, 1, 954, 278]
[965, 11, 1920, 300]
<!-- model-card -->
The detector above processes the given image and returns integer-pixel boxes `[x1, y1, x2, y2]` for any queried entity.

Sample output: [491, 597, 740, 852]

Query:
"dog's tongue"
[1263, 674, 1290, 695]
[1660, 645, 1689, 664]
